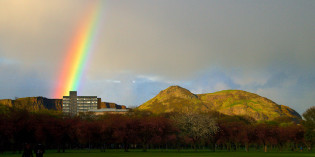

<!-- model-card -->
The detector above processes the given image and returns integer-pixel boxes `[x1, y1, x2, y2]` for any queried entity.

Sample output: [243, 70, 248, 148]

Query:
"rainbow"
[53, 1, 103, 98]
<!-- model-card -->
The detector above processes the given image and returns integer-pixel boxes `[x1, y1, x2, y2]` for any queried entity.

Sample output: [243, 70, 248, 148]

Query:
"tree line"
[0, 106, 314, 153]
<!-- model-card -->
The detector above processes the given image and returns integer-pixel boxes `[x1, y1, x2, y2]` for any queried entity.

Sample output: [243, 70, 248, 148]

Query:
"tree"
[303, 106, 315, 151]
[255, 123, 278, 152]
[98, 116, 114, 152]
[75, 120, 101, 152]
[113, 115, 139, 152]
[0, 112, 13, 153]
[138, 117, 160, 151]
[171, 112, 218, 151]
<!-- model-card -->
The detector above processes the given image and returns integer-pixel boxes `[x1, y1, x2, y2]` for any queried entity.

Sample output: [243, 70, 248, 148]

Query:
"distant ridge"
[0, 97, 127, 112]
[137, 86, 301, 121]
[0, 97, 62, 111]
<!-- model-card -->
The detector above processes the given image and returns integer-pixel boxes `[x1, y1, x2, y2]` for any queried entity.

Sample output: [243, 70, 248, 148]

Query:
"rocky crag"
[0, 97, 62, 112]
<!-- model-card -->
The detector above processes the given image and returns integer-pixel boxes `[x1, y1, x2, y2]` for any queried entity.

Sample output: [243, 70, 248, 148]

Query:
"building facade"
[63, 91, 98, 116]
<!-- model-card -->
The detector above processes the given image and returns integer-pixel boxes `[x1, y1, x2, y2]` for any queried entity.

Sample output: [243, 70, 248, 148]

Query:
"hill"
[0, 97, 62, 112]
[137, 86, 301, 121]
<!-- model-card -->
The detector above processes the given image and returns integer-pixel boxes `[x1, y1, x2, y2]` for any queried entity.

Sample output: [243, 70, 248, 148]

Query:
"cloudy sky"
[0, 0, 314, 114]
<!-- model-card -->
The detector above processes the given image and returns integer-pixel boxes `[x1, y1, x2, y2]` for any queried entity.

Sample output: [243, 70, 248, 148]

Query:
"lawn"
[2, 150, 314, 157]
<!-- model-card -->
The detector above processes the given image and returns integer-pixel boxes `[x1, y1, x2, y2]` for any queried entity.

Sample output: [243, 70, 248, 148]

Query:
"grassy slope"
[138, 86, 301, 121]
[197, 90, 298, 120]
[138, 86, 207, 113]
[2, 150, 314, 157]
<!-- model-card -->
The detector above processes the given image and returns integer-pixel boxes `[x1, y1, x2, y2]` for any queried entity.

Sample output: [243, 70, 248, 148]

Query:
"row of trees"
[0, 106, 314, 153]
[171, 112, 306, 152]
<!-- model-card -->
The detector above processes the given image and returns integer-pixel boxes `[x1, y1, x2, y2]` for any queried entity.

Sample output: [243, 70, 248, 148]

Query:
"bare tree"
[171, 112, 218, 151]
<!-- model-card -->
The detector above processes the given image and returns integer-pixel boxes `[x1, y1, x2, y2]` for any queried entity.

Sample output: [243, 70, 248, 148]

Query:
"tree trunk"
[88, 136, 91, 153]
[227, 143, 231, 151]
[57, 144, 60, 153]
[264, 144, 267, 152]
[143, 143, 148, 152]
[245, 143, 249, 152]
[235, 143, 239, 151]
[124, 143, 129, 152]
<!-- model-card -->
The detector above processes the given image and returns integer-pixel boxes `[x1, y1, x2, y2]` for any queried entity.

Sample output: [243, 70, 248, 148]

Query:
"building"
[62, 91, 128, 116]
[62, 91, 98, 116]
[88, 108, 129, 115]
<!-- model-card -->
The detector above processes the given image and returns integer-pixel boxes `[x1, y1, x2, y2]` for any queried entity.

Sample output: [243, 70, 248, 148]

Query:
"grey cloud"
[89, 0, 315, 80]
[1, 0, 314, 80]
[0, 0, 314, 113]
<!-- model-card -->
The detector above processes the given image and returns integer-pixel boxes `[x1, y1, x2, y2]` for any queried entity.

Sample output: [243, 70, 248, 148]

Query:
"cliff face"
[0, 97, 62, 111]
[99, 102, 126, 109]
[137, 86, 301, 121]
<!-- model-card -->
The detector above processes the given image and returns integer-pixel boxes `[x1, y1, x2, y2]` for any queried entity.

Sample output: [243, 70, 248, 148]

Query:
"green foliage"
[138, 86, 301, 121]
[303, 106, 315, 128]
[0, 104, 10, 114]
[302, 106, 315, 150]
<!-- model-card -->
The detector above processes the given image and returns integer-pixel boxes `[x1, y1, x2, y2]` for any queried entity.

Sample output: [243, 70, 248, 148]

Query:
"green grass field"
[2, 150, 314, 157]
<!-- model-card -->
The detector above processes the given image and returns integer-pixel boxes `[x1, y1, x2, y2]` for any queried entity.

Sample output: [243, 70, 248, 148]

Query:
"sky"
[0, 0, 314, 114]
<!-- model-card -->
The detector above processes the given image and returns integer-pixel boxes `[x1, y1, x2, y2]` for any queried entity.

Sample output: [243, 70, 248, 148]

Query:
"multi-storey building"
[62, 91, 129, 116]
[62, 91, 98, 116]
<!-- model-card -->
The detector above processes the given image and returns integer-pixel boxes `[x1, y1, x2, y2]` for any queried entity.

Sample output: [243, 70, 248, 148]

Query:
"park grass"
[2, 150, 314, 157]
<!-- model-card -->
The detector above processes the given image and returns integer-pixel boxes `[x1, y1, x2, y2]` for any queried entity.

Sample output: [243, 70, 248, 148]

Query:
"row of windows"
[77, 106, 95, 108]
[63, 98, 97, 100]
[77, 109, 91, 112]
[63, 102, 96, 104]
[77, 101, 97, 103]
[63, 101, 97, 103]
[63, 106, 97, 109]
[64, 102, 97, 105]
[77, 98, 97, 100]
[62, 104, 97, 107]
[76, 106, 97, 109]
[78, 98, 97, 100]
[77, 104, 97, 106]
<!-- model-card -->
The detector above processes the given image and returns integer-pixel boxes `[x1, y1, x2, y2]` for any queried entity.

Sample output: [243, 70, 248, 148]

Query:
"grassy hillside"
[138, 86, 301, 121]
